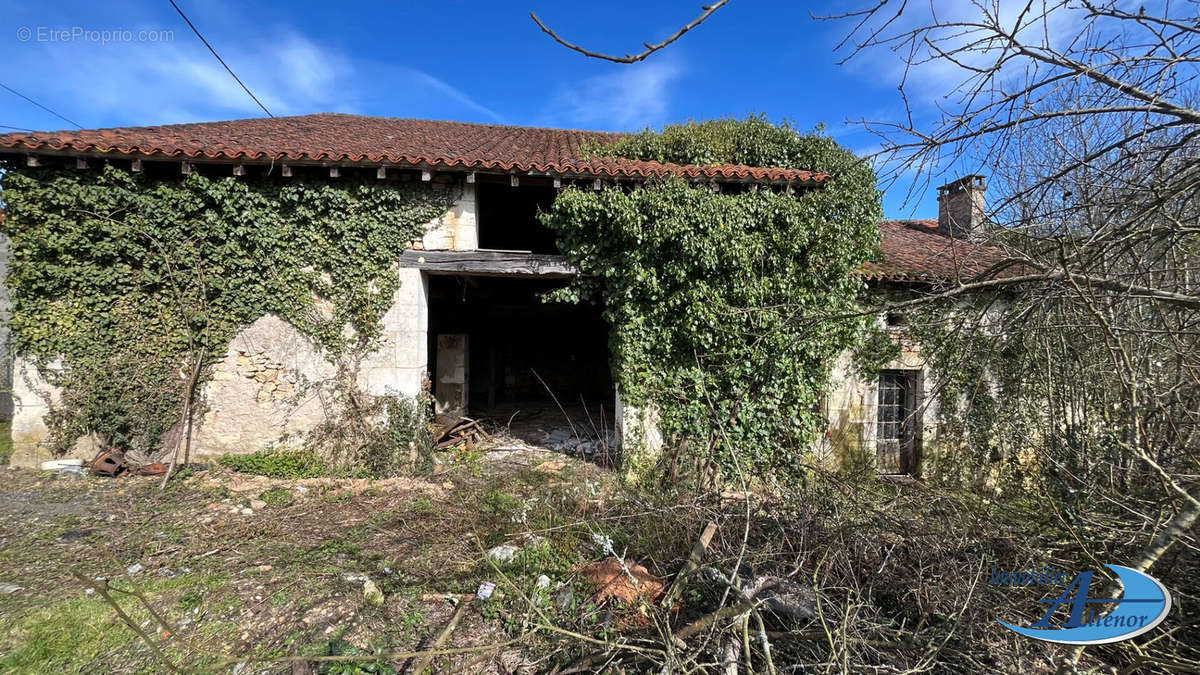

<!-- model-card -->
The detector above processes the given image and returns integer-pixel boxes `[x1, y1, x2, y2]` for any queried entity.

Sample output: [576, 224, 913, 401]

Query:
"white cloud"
[548, 57, 683, 130]
[6, 21, 502, 128]
[27, 31, 351, 124]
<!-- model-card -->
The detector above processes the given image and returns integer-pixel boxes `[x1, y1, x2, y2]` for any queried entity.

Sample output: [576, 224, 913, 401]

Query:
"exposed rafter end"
[377, 166, 387, 180]
[329, 166, 340, 178]
[233, 164, 246, 176]
[131, 159, 144, 173]
[181, 161, 193, 175]
[25, 154, 39, 167]
[281, 163, 292, 177]
[421, 169, 432, 182]
[553, 177, 562, 189]
[592, 179, 602, 191]
[465, 172, 476, 184]
[75, 158, 88, 170]
[510, 175, 520, 187]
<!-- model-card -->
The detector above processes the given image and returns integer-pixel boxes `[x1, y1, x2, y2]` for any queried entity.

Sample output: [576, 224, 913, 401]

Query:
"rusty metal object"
[135, 462, 169, 476]
[89, 451, 127, 477]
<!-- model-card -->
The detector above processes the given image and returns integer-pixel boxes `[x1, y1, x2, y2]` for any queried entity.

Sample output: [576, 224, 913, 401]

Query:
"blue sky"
[0, 1, 964, 216]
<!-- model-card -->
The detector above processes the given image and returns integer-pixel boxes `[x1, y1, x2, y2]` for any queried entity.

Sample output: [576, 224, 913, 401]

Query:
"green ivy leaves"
[0, 163, 451, 456]
[549, 117, 884, 479]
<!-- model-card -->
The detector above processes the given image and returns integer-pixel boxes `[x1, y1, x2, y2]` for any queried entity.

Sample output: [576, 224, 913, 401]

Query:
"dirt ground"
[0, 448, 635, 674]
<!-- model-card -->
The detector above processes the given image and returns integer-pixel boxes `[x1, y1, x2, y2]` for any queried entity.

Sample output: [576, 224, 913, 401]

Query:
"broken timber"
[399, 250, 577, 278]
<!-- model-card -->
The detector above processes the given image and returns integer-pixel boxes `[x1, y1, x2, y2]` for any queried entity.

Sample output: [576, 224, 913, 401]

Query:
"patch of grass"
[0, 419, 11, 465]
[219, 447, 329, 479]
[484, 490, 519, 516]
[404, 497, 434, 515]
[178, 590, 204, 611]
[322, 640, 397, 675]
[0, 574, 218, 673]
[259, 487, 295, 507]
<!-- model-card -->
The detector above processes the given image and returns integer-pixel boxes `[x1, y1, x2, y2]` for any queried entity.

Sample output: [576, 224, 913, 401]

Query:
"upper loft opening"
[476, 176, 560, 254]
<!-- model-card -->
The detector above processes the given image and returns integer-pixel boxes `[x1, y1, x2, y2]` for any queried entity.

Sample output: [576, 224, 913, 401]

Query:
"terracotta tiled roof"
[0, 113, 827, 184]
[863, 219, 1011, 282]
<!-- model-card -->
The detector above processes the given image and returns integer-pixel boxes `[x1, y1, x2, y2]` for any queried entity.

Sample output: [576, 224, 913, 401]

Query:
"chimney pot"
[936, 175, 987, 239]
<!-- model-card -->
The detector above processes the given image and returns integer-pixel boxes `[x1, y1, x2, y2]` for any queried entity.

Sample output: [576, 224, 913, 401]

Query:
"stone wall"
[5, 187, 470, 467]
[816, 330, 940, 473]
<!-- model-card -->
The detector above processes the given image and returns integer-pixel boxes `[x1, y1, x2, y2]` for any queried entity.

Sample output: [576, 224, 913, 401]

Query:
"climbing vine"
[543, 116, 884, 479]
[0, 163, 452, 458]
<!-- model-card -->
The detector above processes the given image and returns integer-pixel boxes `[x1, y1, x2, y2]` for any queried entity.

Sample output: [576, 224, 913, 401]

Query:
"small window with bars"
[877, 372, 906, 442]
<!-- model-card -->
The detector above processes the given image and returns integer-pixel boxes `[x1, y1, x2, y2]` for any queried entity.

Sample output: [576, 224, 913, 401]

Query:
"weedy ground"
[0, 449, 1186, 674]
[0, 449, 648, 673]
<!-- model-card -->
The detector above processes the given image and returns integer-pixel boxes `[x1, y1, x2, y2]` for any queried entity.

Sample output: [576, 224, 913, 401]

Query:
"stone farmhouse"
[0, 114, 1003, 474]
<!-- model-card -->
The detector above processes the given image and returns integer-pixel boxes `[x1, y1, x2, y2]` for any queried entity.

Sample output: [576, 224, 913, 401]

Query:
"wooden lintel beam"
[399, 250, 577, 278]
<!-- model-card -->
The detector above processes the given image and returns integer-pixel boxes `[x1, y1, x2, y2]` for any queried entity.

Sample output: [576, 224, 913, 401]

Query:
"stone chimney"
[936, 175, 986, 239]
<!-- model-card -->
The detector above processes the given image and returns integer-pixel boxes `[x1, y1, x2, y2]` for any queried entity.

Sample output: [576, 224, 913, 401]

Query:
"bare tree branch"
[530, 1, 729, 63]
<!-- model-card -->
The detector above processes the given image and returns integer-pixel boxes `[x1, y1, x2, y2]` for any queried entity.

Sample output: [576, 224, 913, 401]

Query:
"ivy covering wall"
[0, 163, 452, 457]
[542, 116, 884, 479]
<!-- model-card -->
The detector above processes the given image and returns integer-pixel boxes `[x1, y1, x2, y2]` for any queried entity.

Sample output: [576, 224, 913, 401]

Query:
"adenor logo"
[998, 565, 1171, 645]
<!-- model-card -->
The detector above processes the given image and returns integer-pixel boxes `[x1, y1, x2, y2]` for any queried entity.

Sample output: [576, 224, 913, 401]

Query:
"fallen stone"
[126, 563, 144, 576]
[554, 587, 574, 611]
[535, 574, 551, 589]
[0, 583, 23, 595]
[744, 575, 817, 621]
[249, 500, 267, 510]
[363, 579, 384, 606]
[487, 545, 520, 563]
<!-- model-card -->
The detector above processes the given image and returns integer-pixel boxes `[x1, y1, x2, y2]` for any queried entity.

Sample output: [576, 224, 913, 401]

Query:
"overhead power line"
[0, 82, 81, 129]
[167, 0, 275, 118]
[0, 124, 37, 132]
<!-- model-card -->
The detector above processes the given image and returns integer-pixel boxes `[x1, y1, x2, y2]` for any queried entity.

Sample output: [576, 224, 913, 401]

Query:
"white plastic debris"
[40, 459, 84, 471]
[476, 581, 496, 600]
[535, 575, 551, 589]
[126, 563, 144, 576]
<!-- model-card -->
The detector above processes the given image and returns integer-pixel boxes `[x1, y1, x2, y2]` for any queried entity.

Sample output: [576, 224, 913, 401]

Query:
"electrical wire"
[0, 82, 81, 129]
[167, 0, 275, 117]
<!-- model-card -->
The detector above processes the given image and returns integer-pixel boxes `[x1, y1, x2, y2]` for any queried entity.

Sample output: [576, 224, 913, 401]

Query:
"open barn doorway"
[427, 275, 616, 458]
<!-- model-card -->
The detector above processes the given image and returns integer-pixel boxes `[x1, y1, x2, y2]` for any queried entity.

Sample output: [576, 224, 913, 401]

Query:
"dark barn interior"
[427, 275, 615, 448]
[476, 180, 560, 253]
